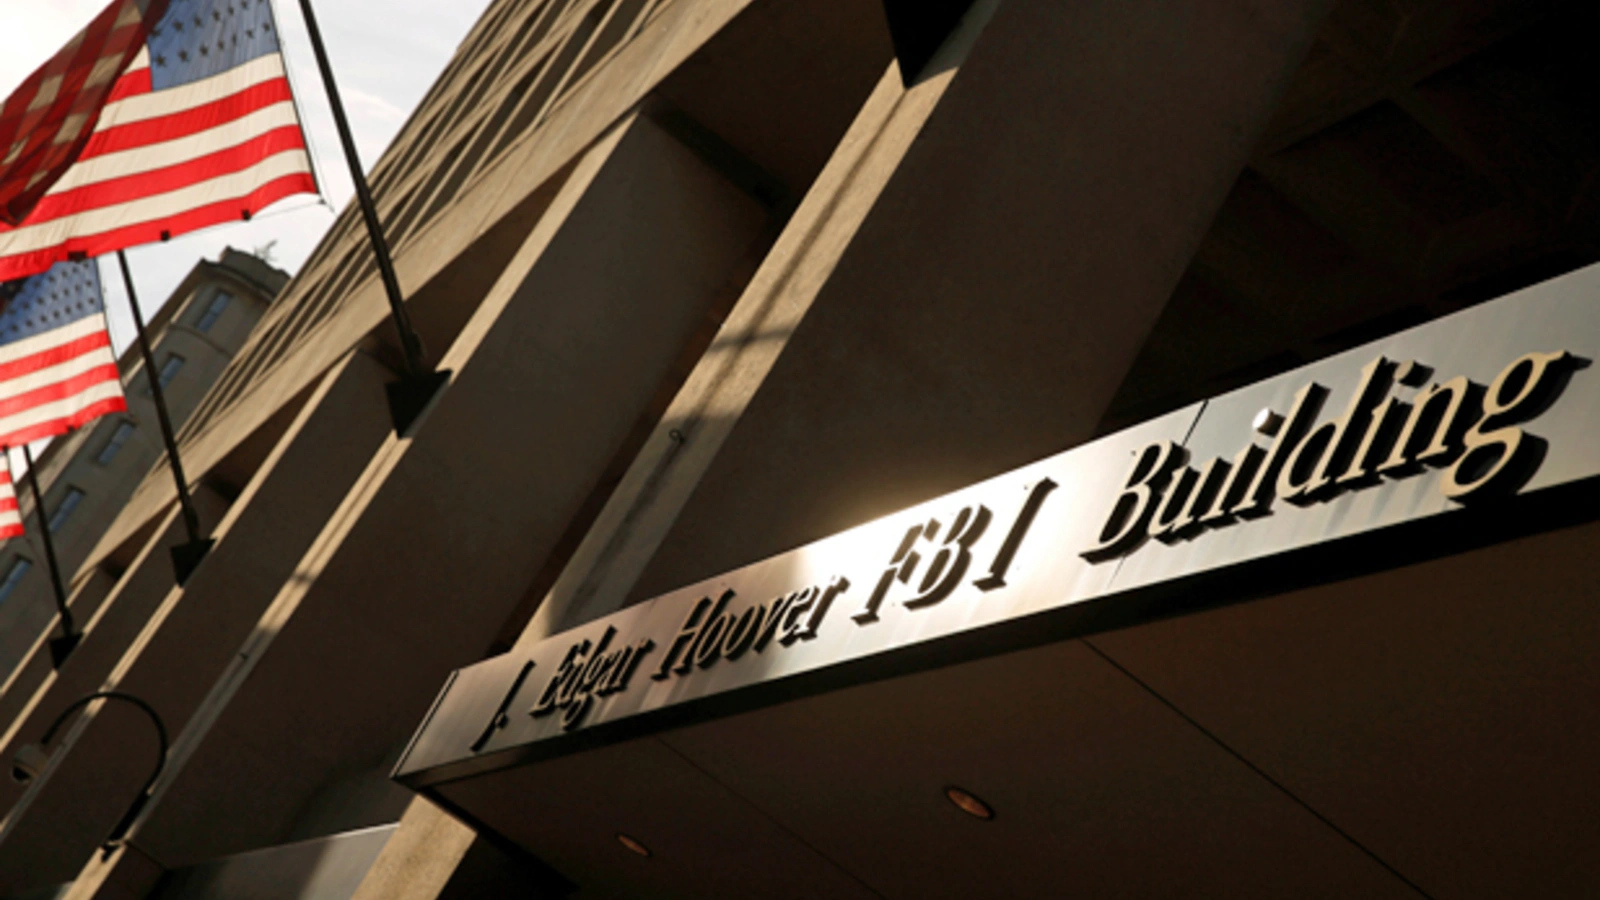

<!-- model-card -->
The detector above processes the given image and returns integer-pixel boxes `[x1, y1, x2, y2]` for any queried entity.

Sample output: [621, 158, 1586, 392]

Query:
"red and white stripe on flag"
[0, 0, 317, 282]
[0, 466, 23, 540]
[0, 260, 126, 449]
[0, 0, 170, 227]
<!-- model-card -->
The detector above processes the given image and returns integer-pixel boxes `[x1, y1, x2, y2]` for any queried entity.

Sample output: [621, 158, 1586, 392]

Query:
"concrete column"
[524, 0, 999, 642]
[59, 841, 165, 900]
[625, 0, 1336, 604]
[0, 567, 117, 733]
[350, 796, 565, 900]
[0, 486, 229, 892]
[0, 352, 396, 893]
[63, 110, 769, 882]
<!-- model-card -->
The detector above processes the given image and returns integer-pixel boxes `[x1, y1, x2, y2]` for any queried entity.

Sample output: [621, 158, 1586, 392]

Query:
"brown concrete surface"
[0, 353, 398, 891]
[628, 0, 1337, 604]
[0, 488, 229, 892]
[7, 0, 1591, 897]
[100, 112, 770, 876]
[526, 11, 981, 642]
[434, 514, 1598, 899]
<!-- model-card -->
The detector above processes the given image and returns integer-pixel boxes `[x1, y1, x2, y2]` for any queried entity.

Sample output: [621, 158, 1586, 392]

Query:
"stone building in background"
[0, 1, 1597, 898]
[0, 250, 284, 679]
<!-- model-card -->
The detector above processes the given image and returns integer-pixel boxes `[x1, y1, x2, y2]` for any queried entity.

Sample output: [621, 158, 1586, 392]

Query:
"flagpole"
[267, 0, 331, 203]
[115, 250, 214, 585]
[294, 0, 450, 436]
[15, 444, 81, 669]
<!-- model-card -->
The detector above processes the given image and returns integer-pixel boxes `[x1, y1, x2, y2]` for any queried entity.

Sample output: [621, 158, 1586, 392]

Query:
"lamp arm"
[41, 692, 169, 766]
[35, 691, 169, 847]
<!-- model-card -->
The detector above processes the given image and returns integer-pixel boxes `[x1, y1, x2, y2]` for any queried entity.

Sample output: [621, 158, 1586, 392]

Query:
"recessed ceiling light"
[944, 785, 995, 821]
[617, 833, 652, 857]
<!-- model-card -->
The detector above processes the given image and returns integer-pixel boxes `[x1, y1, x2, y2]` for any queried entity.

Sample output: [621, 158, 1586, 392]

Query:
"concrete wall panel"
[0, 490, 229, 894]
[112, 113, 769, 871]
[630, 0, 1336, 602]
[0, 352, 393, 892]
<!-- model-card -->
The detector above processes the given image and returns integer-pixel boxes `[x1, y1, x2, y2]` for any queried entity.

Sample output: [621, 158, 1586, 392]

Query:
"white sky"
[0, 0, 497, 355]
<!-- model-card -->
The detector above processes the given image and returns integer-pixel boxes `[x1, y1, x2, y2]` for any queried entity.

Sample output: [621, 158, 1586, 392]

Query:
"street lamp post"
[11, 691, 169, 854]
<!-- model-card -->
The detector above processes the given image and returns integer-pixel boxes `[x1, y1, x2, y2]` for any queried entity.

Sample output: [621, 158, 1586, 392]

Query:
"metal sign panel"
[396, 264, 1600, 787]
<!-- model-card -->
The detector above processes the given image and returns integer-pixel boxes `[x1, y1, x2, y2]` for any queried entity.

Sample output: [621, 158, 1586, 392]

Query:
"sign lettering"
[403, 273, 1600, 784]
[1082, 350, 1579, 561]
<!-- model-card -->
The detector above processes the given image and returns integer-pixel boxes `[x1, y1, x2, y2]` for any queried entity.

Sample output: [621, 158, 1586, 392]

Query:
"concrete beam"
[84, 111, 769, 876]
[0, 353, 393, 892]
[0, 567, 116, 736]
[524, 0, 1000, 642]
[350, 797, 567, 900]
[0, 487, 229, 893]
[628, 0, 1337, 604]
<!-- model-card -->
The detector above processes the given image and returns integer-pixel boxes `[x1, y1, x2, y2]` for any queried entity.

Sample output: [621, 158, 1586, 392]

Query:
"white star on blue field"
[147, 0, 282, 90]
[0, 261, 104, 349]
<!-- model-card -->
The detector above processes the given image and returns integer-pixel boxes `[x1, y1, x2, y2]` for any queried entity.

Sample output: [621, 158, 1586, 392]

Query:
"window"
[48, 488, 84, 533]
[148, 354, 185, 394]
[0, 558, 31, 606]
[96, 421, 136, 466]
[195, 291, 232, 333]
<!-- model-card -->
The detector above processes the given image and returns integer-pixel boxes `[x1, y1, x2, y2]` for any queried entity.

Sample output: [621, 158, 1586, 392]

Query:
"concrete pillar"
[62, 110, 770, 883]
[99, 351, 398, 736]
[350, 797, 566, 900]
[0, 567, 117, 735]
[525, 0, 1335, 636]
[59, 841, 165, 900]
[525, 1, 999, 642]
[0, 351, 396, 893]
[0, 486, 229, 892]
[625, 0, 1336, 604]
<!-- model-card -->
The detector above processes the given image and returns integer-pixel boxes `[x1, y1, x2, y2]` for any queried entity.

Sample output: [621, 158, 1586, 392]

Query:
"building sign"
[1083, 349, 1580, 561]
[396, 264, 1600, 788]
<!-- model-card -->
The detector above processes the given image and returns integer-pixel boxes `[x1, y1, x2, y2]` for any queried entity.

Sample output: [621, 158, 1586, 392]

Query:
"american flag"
[0, 260, 125, 449]
[0, 0, 317, 282]
[0, 0, 169, 227]
[0, 462, 22, 540]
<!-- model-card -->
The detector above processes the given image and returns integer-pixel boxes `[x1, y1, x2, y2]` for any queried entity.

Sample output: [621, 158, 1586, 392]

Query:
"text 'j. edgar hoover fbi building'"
[1, 0, 1598, 898]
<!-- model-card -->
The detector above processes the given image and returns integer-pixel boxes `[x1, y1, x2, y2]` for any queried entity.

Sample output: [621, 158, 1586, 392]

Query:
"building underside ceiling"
[1104, 0, 1599, 431]
[438, 518, 1600, 898]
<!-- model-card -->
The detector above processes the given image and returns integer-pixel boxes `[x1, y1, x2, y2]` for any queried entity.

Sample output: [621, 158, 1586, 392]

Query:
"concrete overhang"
[405, 509, 1600, 897]
[393, 266, 1600, 896]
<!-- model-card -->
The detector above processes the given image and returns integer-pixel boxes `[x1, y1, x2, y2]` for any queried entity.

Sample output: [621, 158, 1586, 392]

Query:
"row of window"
[0, 484, 86, 606]
[0, 421, 139, 573]
[194, 291, 231, 333]
[0, 558, 30, 606]
[47, 488, 84, 533]
[97, 421, 136, 465]
[0, 416, 134, 605]
[146, 287, 221, 399]
[152, 354, 186, 393]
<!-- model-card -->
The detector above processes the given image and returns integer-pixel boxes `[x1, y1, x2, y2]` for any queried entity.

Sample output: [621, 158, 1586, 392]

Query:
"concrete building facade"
[0, 0, 1596, 898]
[0, 249, 283, 681]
